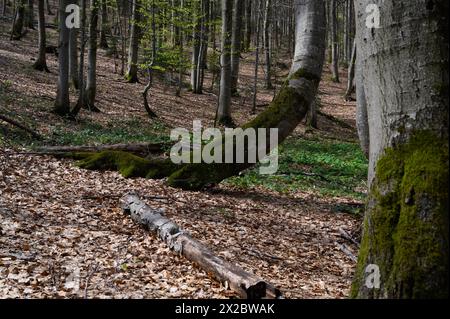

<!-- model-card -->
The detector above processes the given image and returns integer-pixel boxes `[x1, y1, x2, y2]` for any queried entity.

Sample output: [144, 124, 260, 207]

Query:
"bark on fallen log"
[0, 114, 42, 140]
[35, 142, 168, 156]
[120, 194, 282, 299]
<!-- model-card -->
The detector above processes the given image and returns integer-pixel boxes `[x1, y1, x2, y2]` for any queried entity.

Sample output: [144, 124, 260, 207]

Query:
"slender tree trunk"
[330, 0, 339, 82]
[344, 38, 356, 100]
[54, 0, 71, 115]
[230, 0, 244, 95]
[69, 27, 79, 89]
[217, 0, 233, 126]
[251, 0, 262, 114]
[244, 0, 251, 52]
[99, 0, 109, 49]
[351, 0, 448, 299]
[25, 0, 34, 29]
[71, 0, 86, 117]
[84, 0, 99, 110]
[45, 0, 53, 15]
[32, 0, 49, 72]
[125, 0, 141, 83]
[190, 0, 201, 93]
[263, 0, 272, 89]
[11, 0, 26, 40]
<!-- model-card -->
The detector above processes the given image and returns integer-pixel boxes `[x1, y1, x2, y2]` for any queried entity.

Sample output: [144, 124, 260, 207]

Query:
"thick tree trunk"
[71, 0, 86, 117]
[84, 0, 99, 111]
[32, 0, 49, 72]
[217, 0, 234, 126]
[330, 0, 339, 82]
[230, 0, 244, 94]
[125, 0, 141, 83]
[121, 194, 282, 299]
[53, 0, 71, 115]
[351, 0, 449, 299]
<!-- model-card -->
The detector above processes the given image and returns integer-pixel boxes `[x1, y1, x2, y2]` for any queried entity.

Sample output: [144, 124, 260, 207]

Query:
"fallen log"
[120, 194, 282, 299]
[0, 114, 42, 140]
[35, 142, 168, 156]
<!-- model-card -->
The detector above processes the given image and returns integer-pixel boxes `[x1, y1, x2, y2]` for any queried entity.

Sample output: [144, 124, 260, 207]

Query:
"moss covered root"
[352, 131, 449, 299]
[75, 151, 180, 179]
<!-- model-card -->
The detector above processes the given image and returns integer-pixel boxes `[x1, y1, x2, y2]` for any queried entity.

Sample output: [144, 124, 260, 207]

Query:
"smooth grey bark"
[32, 0, 48, 72]
[352, 0, 449, 299]
[330, 0, 339, 82]
[190, 0, 201, 93]
[125, 0, 141, 83]
[230, 0, 244, 94]
[85, 0, 99, 110]
[54, 0, 71, 115]
[263, 0, 272, 89]
[11, 0, 26, 40]
[69, 27, 79, 89]
[217, 0, 233, 126]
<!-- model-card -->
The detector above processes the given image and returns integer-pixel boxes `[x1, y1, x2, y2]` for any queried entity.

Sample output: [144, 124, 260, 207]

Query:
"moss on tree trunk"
[351, 131, 449, 299]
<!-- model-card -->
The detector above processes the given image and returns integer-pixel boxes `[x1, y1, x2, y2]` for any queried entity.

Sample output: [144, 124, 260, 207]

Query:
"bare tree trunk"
[263, 0, 272, 89]
[32, 0, 49, 72]
[344, 38, 356, 100]
[190, 0, 201, 93]
[84, 0, 99, 111]
[53, 0, 71, 115]
[71, 0, 86, 117]
[25, 0, 34, 29]
[11, 0, 26, 40]
[99, 0, 109, 49]
[330, 0, 339, 82]
[217, 0, 233, 126]
[352, 0, 448, 299]
[244, 0, 251, 52]
[69, 27, 79, 89]
[230, 0, 244, 95]
[45, 0, 53, 15]
[125, 0, 141, 83]
[251, 0, 262, 114]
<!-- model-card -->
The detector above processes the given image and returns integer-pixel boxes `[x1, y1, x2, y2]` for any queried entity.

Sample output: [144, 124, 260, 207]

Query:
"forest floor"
[0, 13, 366, 298]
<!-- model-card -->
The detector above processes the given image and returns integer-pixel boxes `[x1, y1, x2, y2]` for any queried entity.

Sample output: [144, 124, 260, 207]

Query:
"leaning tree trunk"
[351, 0, 449, 299]
[32, 0, 49, 72]
[11, 0, 26, 40]
[73, 0, 326, 192]
[230, 0, 244, 94]
[168, 0, 326, 189]
[125, 0, 141, 83]
[84, 0, 99, 111]
[344, 39, 356, 100]
[216, 0, 234, 126]
[53, 0, 71, 115]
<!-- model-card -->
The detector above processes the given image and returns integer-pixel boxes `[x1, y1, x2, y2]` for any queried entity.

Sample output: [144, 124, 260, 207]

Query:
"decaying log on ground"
[0, 114, 42, 140]
[120, 194, 282, 299]
[35, 142, 168, 156]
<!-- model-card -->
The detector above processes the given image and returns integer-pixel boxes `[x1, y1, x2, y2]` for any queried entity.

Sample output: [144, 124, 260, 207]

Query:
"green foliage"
[226, 137, 369, 201]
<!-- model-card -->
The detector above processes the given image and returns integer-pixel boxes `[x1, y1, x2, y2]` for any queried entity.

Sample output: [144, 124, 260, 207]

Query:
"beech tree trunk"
[217, 0, 233, 126]
[351, 0, 449, 299]
[69, 27, 79, 89]
[11, 0, 26, 40]
[53, 0, 71, 115]
[344, 39, 356, 100]
[125, 0, 141, 83]
[230, 0, 244, 94]
[85, 0, 99, 110]
[121, 194, 282, 299]
[32, 0, 48, 72]
[263, 0, 272, 89]
[330, 0, 339, 82]
[99, 0, 109, 49]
